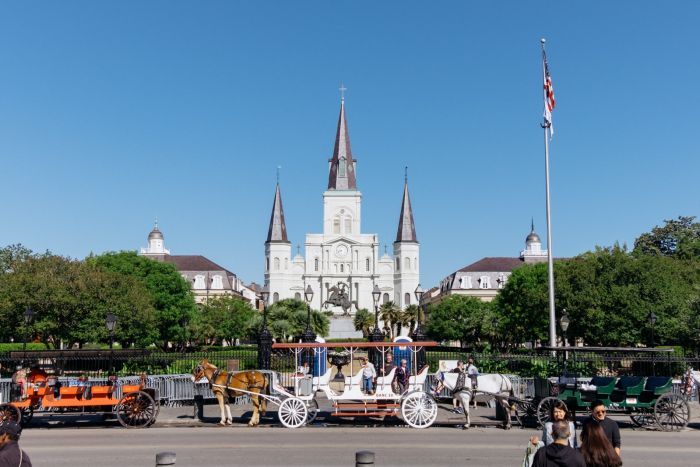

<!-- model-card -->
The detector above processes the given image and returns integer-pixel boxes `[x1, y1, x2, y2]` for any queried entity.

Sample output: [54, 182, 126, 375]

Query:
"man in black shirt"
[583, 400, 621, 456]
[0, 421, 32, 466]
[532, 421, 586, 467]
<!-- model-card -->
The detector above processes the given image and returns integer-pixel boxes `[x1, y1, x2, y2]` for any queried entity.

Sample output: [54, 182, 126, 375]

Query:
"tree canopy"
[426, 295, 494, 348]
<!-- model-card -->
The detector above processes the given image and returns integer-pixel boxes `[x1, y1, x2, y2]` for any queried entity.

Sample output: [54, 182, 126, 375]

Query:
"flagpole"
[541, 38, 557, 349]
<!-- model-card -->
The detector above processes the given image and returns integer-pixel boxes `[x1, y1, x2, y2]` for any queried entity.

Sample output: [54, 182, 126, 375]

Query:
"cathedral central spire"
[327, 98, 357, 190]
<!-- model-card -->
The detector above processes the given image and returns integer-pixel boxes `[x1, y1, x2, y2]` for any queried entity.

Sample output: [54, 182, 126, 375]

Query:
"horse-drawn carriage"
[0, 373, 159, 428]
[192, 341, 440, 429]
[510, 347, 690, 432]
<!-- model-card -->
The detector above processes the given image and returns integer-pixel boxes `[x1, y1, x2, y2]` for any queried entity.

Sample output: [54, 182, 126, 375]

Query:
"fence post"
[356, 450, 375, 466]
[155, 451, 176, 466]
[258, 328, 273, 370]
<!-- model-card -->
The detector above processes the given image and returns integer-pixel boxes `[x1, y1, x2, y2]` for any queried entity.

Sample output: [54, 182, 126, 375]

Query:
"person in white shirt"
[360, 357, 376, 395]
[466, 356, 479, 408]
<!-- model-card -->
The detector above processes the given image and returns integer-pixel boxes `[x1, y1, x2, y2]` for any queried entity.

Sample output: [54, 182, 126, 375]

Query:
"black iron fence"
[2, 346, 698, 379]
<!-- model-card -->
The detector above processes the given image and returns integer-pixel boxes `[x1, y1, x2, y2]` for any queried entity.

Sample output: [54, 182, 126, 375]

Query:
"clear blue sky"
[1, 1, 698, 289]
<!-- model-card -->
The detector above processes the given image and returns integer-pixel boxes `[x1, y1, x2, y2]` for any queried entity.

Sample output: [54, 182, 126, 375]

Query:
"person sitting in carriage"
[395, 359, 410, 394]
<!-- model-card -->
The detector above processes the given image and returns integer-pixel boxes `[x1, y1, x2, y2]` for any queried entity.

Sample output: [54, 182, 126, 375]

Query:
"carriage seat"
[375, 367, 397, 392]
[408, 366, 430, 392]
[639, 376, 673, 403]
[610, 376, 646, 402]
[581, 376, 617, 403]
[311, 368, 333, 390]
[344, 368, 365, 390]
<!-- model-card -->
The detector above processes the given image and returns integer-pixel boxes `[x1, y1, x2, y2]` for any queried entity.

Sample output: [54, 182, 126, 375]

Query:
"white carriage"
[270, 341, 439, 429]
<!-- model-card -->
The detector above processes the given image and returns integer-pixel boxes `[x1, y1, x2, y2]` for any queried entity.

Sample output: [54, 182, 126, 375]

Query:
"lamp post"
[648, 311, 658, 376]
[559, 310, 570, 375]
[369, 285, 383, 368]
[412, 284, 427, 370]
[105, 312, 117, 373]
[257, 286, 272, 370]
[22, 306, 34, 363]
[301, 285, 316, 371]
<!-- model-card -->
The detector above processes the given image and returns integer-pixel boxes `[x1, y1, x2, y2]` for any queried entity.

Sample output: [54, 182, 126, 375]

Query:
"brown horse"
[192, 360, 268, 426]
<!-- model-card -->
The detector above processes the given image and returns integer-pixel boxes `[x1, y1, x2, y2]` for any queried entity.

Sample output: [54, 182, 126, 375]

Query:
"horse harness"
[210, 369, 265, 393]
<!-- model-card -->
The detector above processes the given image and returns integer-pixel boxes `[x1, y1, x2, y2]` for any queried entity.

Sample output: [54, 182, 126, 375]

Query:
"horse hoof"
[504, 425, 512, 430]
[226, 421, 233, 426]
[218, 422, 227, 427]
[462, 425, 470, 430]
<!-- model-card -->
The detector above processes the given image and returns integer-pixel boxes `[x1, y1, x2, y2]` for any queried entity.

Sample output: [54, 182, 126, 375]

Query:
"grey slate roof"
[266, 183, 289, 243]
[162, 255, 235, 276]
[327, 100, 357, 190]
[395, 181, 417, 243]
[458, 257, 525, 273]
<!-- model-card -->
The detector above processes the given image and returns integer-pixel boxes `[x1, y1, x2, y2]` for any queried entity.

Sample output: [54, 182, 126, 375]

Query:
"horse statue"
[437, 371, 514, 430]
[322, 282, 357, 316]
[192, 359, 268, 427]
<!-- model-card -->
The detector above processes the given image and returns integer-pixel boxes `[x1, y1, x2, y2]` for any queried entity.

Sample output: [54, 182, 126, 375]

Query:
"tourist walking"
[580, 421, 623, 467]
[529, 399, 577, 448]
[582, 400, 621, 456]
[531, 421, 585, 467]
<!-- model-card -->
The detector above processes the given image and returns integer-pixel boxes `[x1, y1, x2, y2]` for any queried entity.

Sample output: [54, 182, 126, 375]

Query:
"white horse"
[438, 372, 514, 430]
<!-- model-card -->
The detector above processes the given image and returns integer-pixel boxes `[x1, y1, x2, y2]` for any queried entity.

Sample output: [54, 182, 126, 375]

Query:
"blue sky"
[1, 1, 698, 289]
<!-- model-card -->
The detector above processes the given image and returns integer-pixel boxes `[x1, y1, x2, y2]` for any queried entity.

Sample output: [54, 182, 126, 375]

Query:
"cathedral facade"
[264, 99, 420, 321]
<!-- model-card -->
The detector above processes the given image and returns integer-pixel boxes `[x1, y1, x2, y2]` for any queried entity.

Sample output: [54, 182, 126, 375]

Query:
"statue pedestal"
[328, 316, 363, 339]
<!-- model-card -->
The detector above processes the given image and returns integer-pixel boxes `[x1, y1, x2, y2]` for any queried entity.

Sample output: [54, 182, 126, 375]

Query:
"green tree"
[492, 262, 550, 347]
[0, 244, 35, 274]
[264, 298, 330, 341]
[633, 216, 700, 259]
[194, 295, 257, 345]
[353, 308, 375, 337]
[426, 295, 492, 347]
[379, 301, 401, 339]
[88, 251, 197, 349]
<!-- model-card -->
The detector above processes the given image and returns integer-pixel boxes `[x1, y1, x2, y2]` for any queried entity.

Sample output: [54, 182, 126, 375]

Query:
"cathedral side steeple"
[266, 183, 290, 244]
[395, 172, 418, 243]
[327, 98, 357, 190]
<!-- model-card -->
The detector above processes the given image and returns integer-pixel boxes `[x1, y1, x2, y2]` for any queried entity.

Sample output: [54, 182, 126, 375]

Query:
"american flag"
[543, 50, 555, 136]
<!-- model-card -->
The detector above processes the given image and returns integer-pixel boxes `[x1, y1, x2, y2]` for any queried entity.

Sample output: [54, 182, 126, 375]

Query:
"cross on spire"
[339, 83, 347, 102]
[276, 166, 281, 184]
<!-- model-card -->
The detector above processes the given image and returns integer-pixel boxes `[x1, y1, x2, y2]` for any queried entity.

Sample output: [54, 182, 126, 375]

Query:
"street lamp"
[302, 285, 316, 342]
[370, 285, 383, 341]
[648, 312, 657, 348]
[258, 286, 272, 370]
[559, 310, 570, 347]
[22, 307, 34, 361]
[105, 312, 117, 373]
[412, 284, 427, 370]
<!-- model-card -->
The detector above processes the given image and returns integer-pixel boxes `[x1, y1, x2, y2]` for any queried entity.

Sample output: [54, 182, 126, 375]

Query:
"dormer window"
[479, 276, 491, 289]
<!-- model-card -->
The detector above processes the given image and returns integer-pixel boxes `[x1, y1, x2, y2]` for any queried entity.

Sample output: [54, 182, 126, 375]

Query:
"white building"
[431, 222, 548, 304]
[139, 223, 258, 305]
[263, 98, 420, 332]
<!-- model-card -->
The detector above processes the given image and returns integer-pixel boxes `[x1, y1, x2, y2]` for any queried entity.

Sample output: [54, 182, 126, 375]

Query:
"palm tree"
[379, 301, 401, 339]
[401, 305, 421, 336]
[353, 308, 375, 337]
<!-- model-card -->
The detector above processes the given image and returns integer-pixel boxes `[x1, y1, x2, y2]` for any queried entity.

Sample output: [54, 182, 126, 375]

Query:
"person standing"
[360, 357, 376, 395]
[532, 421, 585, 467]
[0, 421, 32, 466]
[395, 359, 410, 394]
[580, 421, 623, 467]
[583, 400, 621, 456]
[466, 357, 479, 408]
[529, 399, 577, 448]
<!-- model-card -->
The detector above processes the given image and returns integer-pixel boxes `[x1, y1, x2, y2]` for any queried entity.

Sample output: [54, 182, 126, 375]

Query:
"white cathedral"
[263, 98, 420, 337]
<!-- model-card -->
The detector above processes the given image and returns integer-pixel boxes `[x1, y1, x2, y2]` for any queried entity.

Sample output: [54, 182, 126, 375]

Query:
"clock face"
[335, 244, 348, 258]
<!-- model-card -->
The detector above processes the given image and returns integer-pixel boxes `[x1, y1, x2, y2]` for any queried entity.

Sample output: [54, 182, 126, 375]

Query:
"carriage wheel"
[629, 409, 656, 429]
[305, 399, 319, 425]
[512, 400, 536, 428]
[654, 393, 690, 432]
[536, 397, 559, 427]
[0, 404, 21, 425]
[401, 392, 438, 429]
[278, 397, 308, 429]
[116, 391, 157, 429]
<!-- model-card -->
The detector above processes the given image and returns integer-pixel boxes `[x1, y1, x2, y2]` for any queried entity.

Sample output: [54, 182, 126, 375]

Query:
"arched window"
[266, 257, 269, 271]
[497, 273, 507, 289]
[404, 293, 411, 305]
[284, 258, 288, 270]
[344, 216, 352, 234]
[274, 257, 280, 270]
[414, 257, 418, 270]
[404, 257, 410, 270]
[314, 258, 319, 272]
[340, 264, 344, 273]
[395, 258, 400, 271]
[365, 258, 370, 272]
[382, 293, 390, 304]
[193, 275, 205, 289]
[294, 292, 301, 301]
[211, 275, 223, 290]
[461, 276, 473, 289]
[333, 217, 340, 234]
[273, 292, 279, 303]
